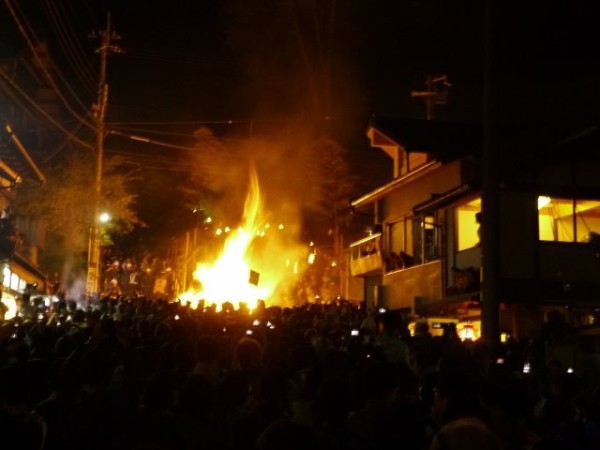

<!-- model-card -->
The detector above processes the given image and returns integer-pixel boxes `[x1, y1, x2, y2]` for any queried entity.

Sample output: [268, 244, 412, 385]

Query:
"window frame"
[454, 197, 482, 252]
[385, 211, 441, 272]
[538, 196, 600, 243]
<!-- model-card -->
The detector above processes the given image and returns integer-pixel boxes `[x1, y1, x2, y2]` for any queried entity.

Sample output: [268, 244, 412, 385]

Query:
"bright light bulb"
[538, 196, 551, 209]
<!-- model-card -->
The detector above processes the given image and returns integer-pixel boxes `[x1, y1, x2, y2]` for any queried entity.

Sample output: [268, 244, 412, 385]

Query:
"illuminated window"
[386, 217, 414, 271]
[3, 266, 10, 287]
[389, 219, 408, 255]
[10, 273, 19, 291]
[538, 196, 600, 242]
[386, 213, 439, 270]
[455, 198, 481, 251]
[413, 215, 440, 263]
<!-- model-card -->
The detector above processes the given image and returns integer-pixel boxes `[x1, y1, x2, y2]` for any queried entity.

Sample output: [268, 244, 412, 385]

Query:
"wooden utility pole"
[86, 13, 120, 296]
[481, 0, 501, 347]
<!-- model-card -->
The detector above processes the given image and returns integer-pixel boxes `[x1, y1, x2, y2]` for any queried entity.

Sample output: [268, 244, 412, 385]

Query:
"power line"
[104, 150, 197, 172]
[0, 67, 94, 151]
[42, 121, 88, 163]
[106, 117, 310, 126]
[108, 125, 196, 138]
[5, 0, 96, 131]
[43, 0, 98, 96]
[107, 129, 197, 151]
[122, 48, 235, 67]
[107, 119, 251, 126]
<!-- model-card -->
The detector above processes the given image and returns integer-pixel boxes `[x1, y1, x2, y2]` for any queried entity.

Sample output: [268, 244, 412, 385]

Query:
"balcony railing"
[350, 233, 382, 276]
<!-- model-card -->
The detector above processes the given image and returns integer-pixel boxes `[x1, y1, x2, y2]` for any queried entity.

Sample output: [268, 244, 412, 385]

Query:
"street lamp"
[99, 212, 111, 224]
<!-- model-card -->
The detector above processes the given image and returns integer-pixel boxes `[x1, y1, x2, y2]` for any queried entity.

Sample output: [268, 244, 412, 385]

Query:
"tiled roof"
[368, 116, 482, 159]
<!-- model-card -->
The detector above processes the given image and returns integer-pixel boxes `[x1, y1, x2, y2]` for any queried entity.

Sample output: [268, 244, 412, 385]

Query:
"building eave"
[350, 160, 442, 209]
[413, 184, 477, 214]
[10, 251, 48, 281]
[367, 116, 482, 159]
[3, 124, 46, 184]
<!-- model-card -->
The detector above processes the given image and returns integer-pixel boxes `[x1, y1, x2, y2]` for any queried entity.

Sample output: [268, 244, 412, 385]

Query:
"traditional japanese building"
[349, 117, 600, 339]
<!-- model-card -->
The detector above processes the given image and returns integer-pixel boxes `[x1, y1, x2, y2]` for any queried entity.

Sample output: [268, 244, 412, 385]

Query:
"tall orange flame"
[180, 169, 278, 311]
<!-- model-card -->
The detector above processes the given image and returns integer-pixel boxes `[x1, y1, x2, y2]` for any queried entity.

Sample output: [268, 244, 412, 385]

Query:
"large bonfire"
[179, 169, 302, 311]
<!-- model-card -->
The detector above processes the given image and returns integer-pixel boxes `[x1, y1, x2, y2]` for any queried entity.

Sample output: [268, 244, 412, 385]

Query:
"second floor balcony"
[350, 233, 382, 277]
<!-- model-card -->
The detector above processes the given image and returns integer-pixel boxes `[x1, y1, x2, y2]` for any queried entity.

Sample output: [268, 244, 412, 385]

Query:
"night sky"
[1, 1, 598, 250]
[2, 2, 595, 141]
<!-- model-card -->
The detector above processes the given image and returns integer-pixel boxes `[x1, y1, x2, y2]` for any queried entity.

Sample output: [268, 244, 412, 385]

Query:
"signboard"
[249, 269, 260, 286]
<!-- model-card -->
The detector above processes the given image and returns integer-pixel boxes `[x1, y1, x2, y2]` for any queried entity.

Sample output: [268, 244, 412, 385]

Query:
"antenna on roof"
[410, 75, 452, 120]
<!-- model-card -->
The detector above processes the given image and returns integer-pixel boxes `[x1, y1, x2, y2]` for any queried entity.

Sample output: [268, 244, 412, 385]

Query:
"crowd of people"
[100, 255, 177, 300]
[0, 295, 599, 450]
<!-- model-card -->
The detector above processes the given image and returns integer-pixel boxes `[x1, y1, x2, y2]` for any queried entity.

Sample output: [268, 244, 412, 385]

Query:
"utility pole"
[481, 0, 500, 347]
[86, 13, 121, 296]
[411, 75, 452, 120]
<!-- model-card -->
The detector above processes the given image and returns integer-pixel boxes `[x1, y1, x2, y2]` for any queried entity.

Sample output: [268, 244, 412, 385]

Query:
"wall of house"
[381, 162, 462, 221]
[536, 159, 600, 189]
[500, 304, 543, 340]
[448, 188, 600, 283]
[499, 191, 538, 279]
[15, 216, 46, 266]
[535, 160, 573, 188]
[574, 160, 600, 188]
[375, 162, 461, 311]
[364, 275, 382, 310]
[345, 272, 364, 303]
[539, 243, 600, 281]
[494, 188, 600, 310]
[497, 176, 600, 278]
[382, 260, 442, 311]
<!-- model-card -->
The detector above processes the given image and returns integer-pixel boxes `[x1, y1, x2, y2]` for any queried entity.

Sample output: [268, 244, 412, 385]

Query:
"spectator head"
[433, 368, 482, 426]
[442, 322, 459, 340]
[430, 417, 501, 450]
[363, 361, 396, 401]
[172, 340, 197, 372]
[216, 370, 250, 412]
[378, 309, 402, 334]
[255, 366, 289, 410]
[313, 376, 351, 428]
[257, 419, 318, 450]
[197, 335, 219, 364]
[415, 319, 430, 336]
[234, 337, 262, 372]
[142, 370, 174, 410]
[178, 373, 212, 417]
[0, 361, 30, 407]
